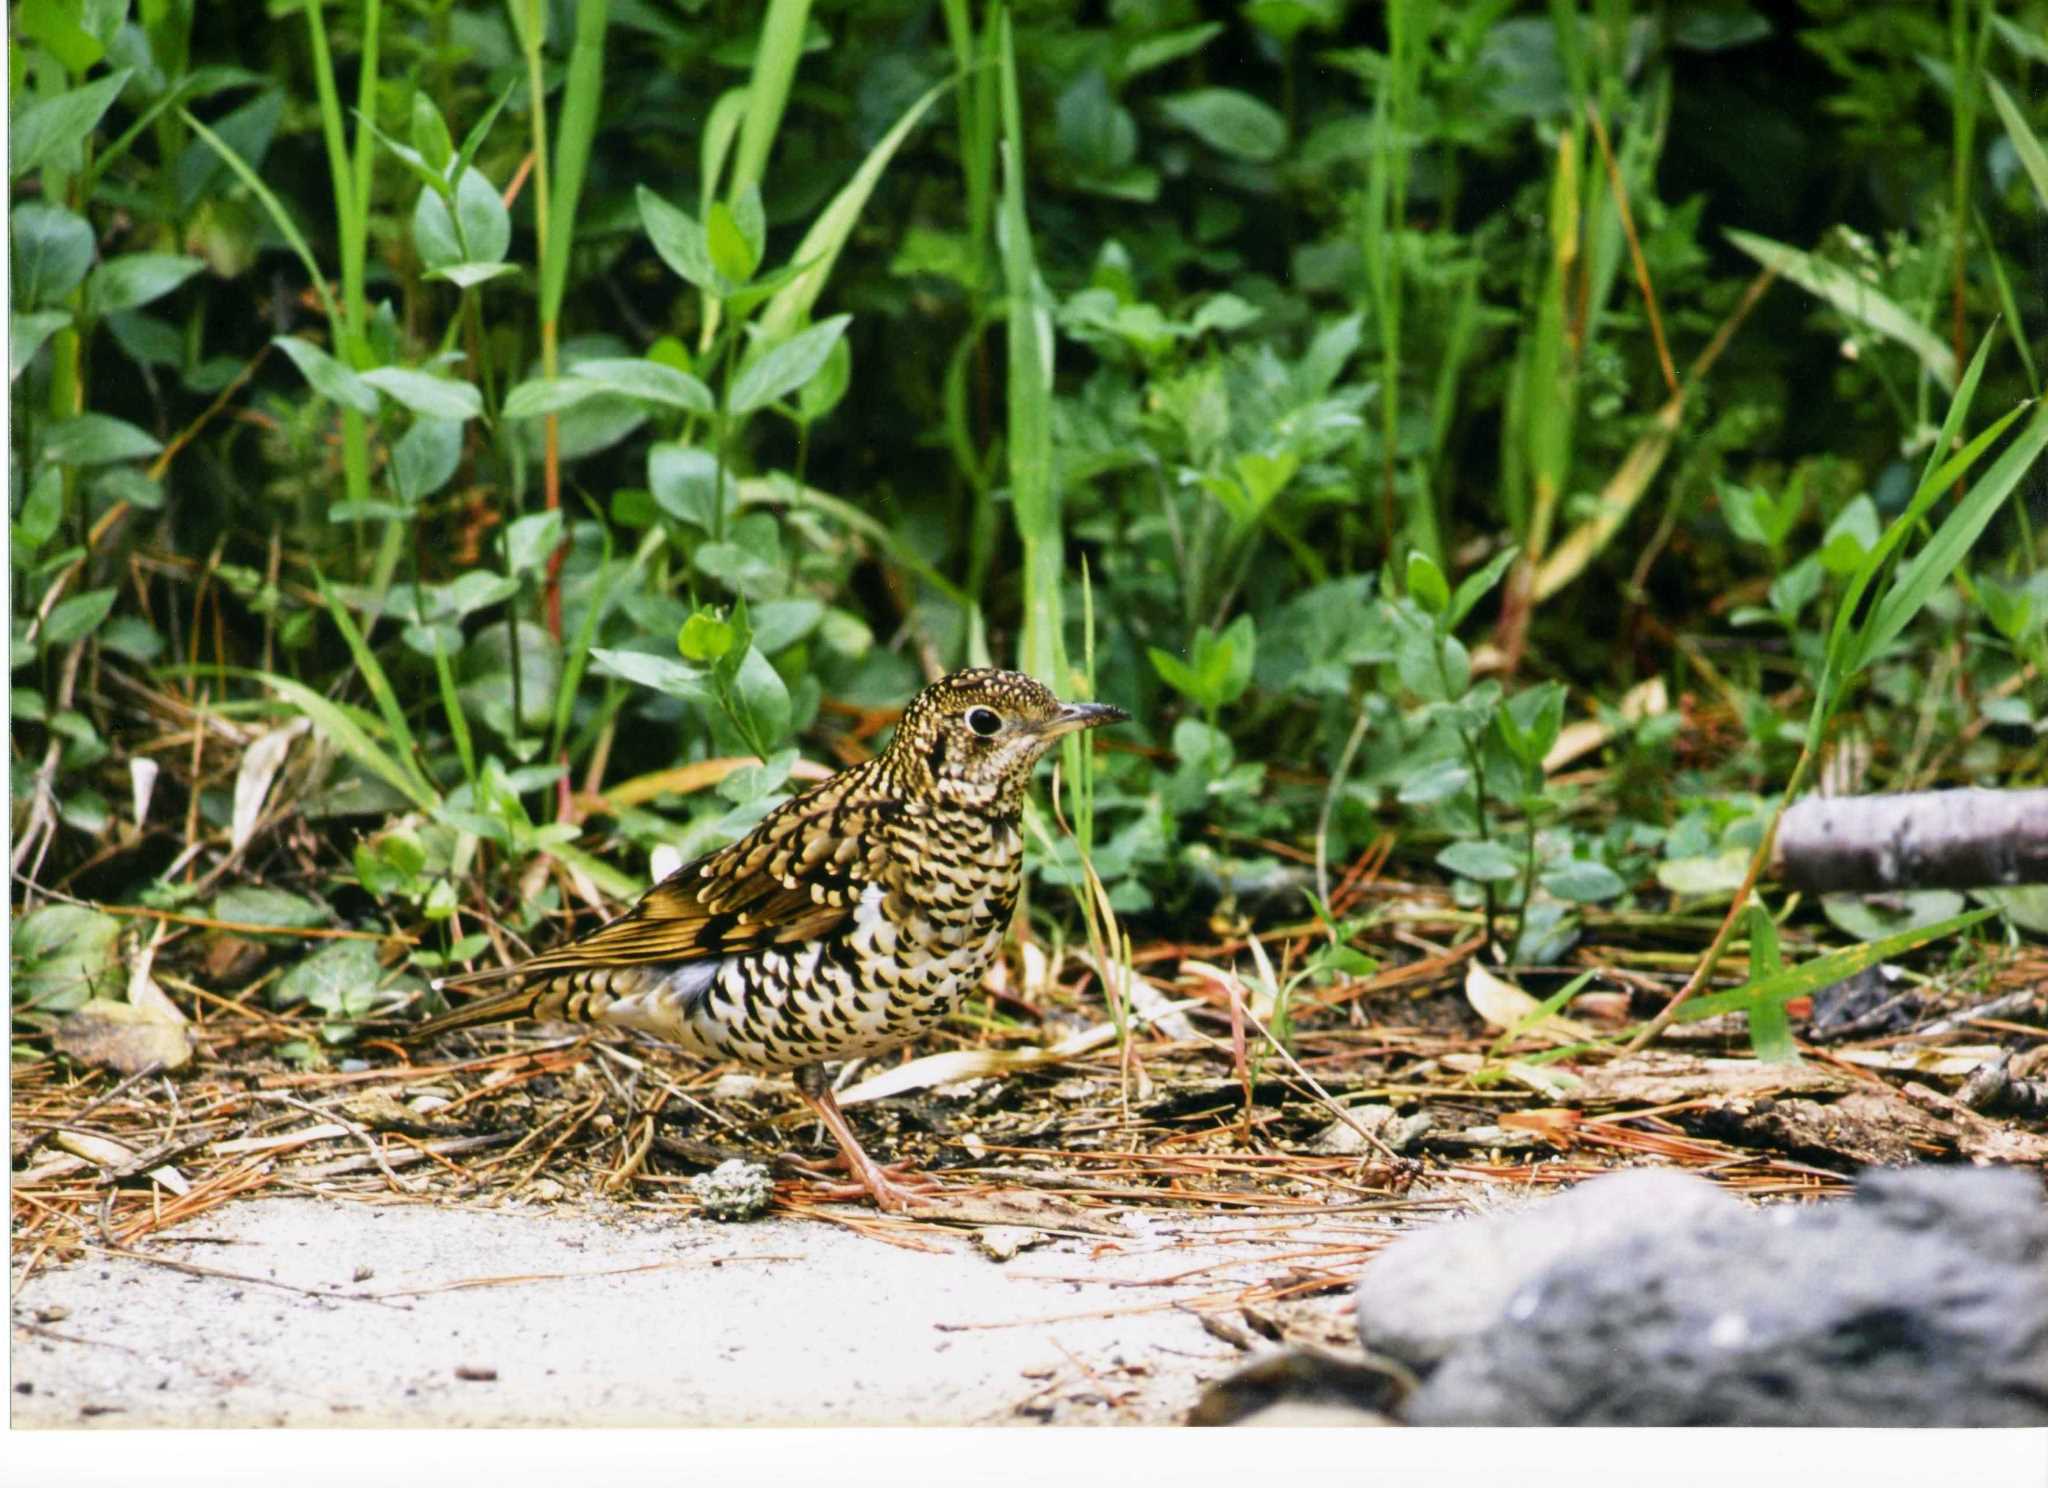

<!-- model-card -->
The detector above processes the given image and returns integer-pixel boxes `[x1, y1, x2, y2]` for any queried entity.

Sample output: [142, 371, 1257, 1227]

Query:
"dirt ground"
[9, 1188, 1416, 1428]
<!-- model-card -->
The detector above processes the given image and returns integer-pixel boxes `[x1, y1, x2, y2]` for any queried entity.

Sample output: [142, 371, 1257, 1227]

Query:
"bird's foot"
[789, 1152, 942, 1213]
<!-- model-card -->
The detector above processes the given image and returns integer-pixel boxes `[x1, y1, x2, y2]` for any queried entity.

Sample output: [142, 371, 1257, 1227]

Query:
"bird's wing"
[438, 791, 905, 988]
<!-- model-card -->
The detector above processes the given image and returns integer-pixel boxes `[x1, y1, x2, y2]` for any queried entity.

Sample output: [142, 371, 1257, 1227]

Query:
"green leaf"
[749, 596, 824, 654]
[1449, 547, 1520, 627]
[1211, 614, 1257, 706]
[1148, 647, 1207, 707]
[212, 885, 328, 930]
[1396, 758, 1471, 806]
[590, 647, 712, 702]
[1726, 228, 1957, 391]
[796, 337, 851, 423]
[391, 417, 464, 505]
[12, 203, 95, 308]
[409, 92, 454, 175]
[707, 198, 759, 284]
[1819, 889, 1968, 943]
[1158, 87, 1287, 162]
[11, 904, 121, 1012]
[730, 645, 792, 749]
[272, 335, 379, 414]
[42, 414, 162, 466]
[1863, 404, 2048, 664]
[1499, 682, 1565, 768]
[11, 310, 72, 379]
[11, 70, 133, 181]
[1675, 908, 1998, 1026]
[637, 186, 720, 294]
[678, 608, 737, 663]
[1986, 75, 2048, 215]
[361, 367, 483, 421]
[1406, 550, 1450, 616]
[1438, 839, 1521, 882]
[43, 587, 118, 646]
[755, 78, 949, 339]
[251, 668, 438, 812]
[273, 938, 382, 1016]
[728, 316, 853, 416]
[647, 444, 729, 530]
[571, 357, 715, 414]
[502, 376, 598, 418]
[84, 254, 204, 317]
[1542, 860, 1626, 903]
[505, 510, 563, 573]
[15, 466, 63, 553]
[1124, 22, 1225, 78]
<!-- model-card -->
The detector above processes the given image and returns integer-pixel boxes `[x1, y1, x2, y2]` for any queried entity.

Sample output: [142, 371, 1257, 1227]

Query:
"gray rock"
[1355, 1168, 1737, 1369]
[1405, 1165, 2048, 1427]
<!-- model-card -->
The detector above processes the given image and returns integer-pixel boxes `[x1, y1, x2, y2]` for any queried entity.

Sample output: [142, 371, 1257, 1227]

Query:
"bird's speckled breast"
[607, 809, 1022, 1070]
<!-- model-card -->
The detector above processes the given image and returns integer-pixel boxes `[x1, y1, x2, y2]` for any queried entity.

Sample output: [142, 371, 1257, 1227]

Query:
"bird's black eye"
[966, 706, 1003, 737]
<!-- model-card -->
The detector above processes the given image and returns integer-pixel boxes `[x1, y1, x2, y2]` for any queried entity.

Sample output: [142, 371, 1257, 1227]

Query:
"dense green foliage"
[12, 1, 2048, 1054]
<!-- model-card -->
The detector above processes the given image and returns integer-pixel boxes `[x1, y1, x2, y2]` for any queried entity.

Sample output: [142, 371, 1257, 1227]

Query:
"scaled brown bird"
[413, 668, 1127, 1211]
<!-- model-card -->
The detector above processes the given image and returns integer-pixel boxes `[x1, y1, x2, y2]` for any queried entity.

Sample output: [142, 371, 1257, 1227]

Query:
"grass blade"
[1727, 227, 1957, 391]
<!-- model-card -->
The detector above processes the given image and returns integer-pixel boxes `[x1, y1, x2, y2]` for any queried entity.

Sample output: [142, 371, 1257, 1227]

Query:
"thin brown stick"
[1587, 100, 1678, 399]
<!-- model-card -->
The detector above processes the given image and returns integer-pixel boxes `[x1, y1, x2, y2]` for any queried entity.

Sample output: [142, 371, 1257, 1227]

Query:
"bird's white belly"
[600, 883, 1006, 1072]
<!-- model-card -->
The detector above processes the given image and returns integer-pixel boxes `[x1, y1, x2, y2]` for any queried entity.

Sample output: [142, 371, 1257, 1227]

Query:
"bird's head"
[886, 668, 1128, 814]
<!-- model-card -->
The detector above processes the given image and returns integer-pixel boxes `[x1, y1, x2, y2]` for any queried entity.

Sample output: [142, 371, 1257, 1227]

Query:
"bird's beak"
[1039, 700, 1130, 738]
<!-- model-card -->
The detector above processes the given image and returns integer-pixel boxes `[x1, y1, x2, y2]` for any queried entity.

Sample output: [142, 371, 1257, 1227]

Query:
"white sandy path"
[10, 1194, 1394, 1428]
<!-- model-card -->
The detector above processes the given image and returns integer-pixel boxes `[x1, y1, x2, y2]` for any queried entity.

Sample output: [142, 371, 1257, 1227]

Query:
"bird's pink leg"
[792, 1066, 939, 1212]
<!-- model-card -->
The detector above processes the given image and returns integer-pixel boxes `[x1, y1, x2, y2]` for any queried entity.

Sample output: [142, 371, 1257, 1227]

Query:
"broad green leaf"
[590, 647, 712, 702]
[572, 358, 715, 414]
[502, 376, 598, 418]
[272, 335, 379, 413]
[361, 367, 483, 421]
[1392, 761, 1474, 810]
[44, 587, 117, 645]
[1159, 87, 1287, 162]
[16, 466, 63, 552]
[637, 186, 720, 293]
[273, 937, 382, 1016]
[728, 316, 852, 415]
[12, 311, 72, 380]
[11, 70, 132, 180]
[707, 198, 759, 284]
[647, 444, 730, 530]
[42, 413, 161, 466]
[1542, 860, 1626, 903]
[1124, 22, 1225, 78]
[212, 885, 328, 930]
[1438, 839, 1521, 882]
[84, 254, 204, 317]
[12, 203, 95, 307]
[11, 904, 121, 1012]
[1820, 889, 1968, 943]
[1407, 550, 1450, 616]
[390, 417, 464, 504]
[731, 644, 793, 749]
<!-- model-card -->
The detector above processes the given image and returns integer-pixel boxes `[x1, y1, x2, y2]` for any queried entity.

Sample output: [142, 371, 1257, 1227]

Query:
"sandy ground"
[9, 1191, 1403, 1428]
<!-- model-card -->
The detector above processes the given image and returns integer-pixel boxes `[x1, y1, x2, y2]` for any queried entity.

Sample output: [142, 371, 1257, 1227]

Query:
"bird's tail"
[411, 966, 558, 1041]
